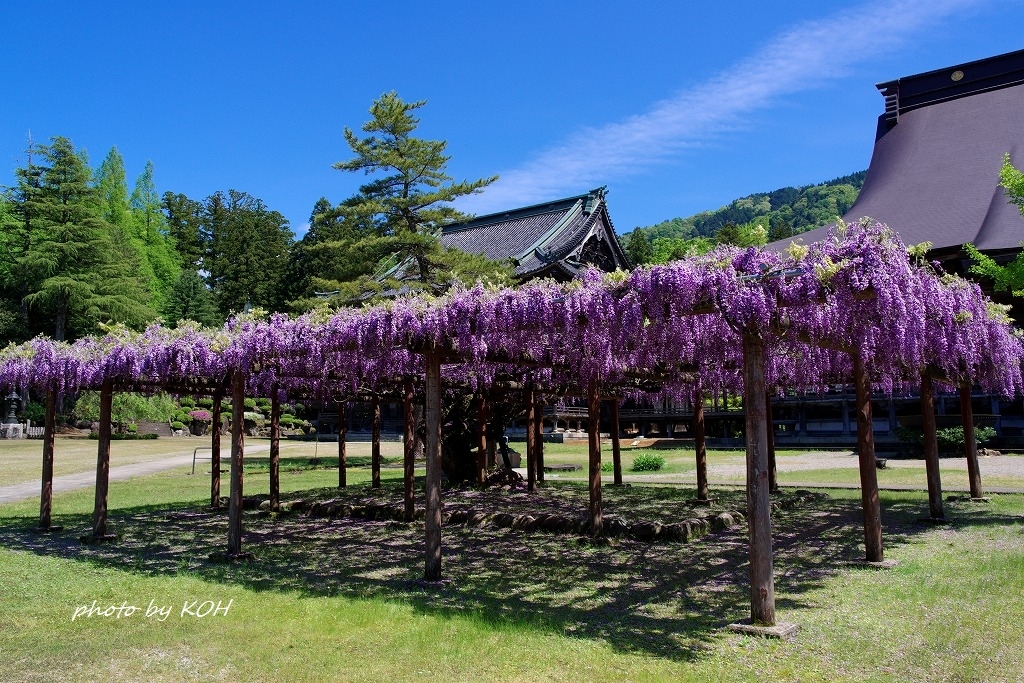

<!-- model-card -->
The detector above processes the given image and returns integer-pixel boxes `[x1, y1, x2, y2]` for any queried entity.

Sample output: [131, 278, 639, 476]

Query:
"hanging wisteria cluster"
[2, 221, 1022, 403]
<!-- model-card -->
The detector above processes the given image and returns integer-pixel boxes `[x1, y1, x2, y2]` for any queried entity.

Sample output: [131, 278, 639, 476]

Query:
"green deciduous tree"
[624, 230, 654, 266]
[964, 154, 1024, 297]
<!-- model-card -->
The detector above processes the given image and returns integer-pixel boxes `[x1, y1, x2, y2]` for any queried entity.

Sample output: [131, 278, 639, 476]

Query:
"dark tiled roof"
[442, 188, 625, 277]
[772, 52, 1024, 254]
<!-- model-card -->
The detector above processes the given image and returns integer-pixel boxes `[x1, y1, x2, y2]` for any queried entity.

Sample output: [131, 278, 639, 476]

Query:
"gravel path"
[0, 444, 270, 505]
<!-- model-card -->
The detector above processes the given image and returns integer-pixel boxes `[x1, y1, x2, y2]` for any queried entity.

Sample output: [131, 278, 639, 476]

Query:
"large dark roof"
[442, 187, 629, 278]
[774, 50, 1024, 254]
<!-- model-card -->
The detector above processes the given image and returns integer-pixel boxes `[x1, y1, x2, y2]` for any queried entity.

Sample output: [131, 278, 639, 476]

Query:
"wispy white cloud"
[459, 0, 985, 213]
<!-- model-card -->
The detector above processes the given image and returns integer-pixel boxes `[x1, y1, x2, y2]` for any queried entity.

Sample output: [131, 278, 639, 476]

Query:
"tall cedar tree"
[20, 137, 153, 340]
[162, 268, 221, 327]
[0, 138, 46, 343]
[313, 92, 512, 305]
[204, 189, 294, 315]
[162, 191, 206, 269]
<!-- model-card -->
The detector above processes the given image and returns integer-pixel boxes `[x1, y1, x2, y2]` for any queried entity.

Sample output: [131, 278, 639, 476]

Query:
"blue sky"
[1, 1, 1021, 237]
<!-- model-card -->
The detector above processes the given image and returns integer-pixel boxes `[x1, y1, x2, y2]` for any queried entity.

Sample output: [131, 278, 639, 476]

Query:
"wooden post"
[535, 397, 545, 483]
[38, 389, 56, 529]
[337, 402, 347, 488]
[211, 389, 223, 508]
[371, 396, 381, 489]
[694, 386, 709, 501]
[766, 391, 778, 493]
[269, 386, 280, 512]
[475, 393, 487, 485]
[743, 332, 775, 626]
[92, 380, 113, 540]
[920, 373, 944, 520]
[525, 389, 536, 492]
[853, 353, 884, 561]
[610, 397, 623, 486]
[587, 379, 603, 536]
[227, 370, 245, 556]
[423, 350, 443, 581]
[960, 385, 984, 499]
[404, 380, 416, 522]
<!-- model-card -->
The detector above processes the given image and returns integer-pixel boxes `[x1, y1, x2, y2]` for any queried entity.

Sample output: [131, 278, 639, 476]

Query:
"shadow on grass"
[0, 482, 1019, 662]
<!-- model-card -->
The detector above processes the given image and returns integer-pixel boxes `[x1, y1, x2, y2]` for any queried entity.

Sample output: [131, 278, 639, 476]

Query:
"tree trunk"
[269, 386, 280, 512]
[920, 373, 944, 520]
[211, 389, 222, 508]
[38, 389, 56, 529]
[743, 333, 775, 626]
[337, 402, 347, 488]
[587, 379, 603, 536]
[853, 353, 884, 562]
[525, 389, 536, 492]
[92, 380, 113, 540]
[227, 370, 245, 555]
[476, 394, 487, 485]
[371, 396, 381, 489]
[694, 387, 709, 501]
[423, 351, 443, 581]
[960, 386, 983, 498]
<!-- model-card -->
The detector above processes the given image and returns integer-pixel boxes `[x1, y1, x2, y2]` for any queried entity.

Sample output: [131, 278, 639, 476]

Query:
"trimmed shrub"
[170, 421, 186, 431]
[243, 398, 257, 410]
[196, 397, 214, 409]
[188, 410, 213, 422]
[179, 397, 196, 408]
[631, 453, 666, 472]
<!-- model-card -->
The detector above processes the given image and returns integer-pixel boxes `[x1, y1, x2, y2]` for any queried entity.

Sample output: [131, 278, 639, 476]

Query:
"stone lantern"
[3, 391, 19, 425]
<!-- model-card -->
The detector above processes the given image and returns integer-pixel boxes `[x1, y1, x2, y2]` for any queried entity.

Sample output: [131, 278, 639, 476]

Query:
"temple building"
[761, 48, 1024, 452]
[441, 186, 630, 280]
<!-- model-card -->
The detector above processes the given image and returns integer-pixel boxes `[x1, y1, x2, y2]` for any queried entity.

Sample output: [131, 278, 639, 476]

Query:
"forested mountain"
[624, 171, 867, 265]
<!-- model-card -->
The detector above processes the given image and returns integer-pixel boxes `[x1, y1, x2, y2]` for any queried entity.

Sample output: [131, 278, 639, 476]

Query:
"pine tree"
[162, 191, 206, 269]
[320, 92, 512, 304]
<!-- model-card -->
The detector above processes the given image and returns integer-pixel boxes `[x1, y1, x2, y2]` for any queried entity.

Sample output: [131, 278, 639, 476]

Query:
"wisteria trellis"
[4, 220, 1023, 629]
[2, 222, 1020, 401]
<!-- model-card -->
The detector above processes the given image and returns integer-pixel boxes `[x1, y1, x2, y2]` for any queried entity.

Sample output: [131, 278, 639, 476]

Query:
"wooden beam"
[694, 388, 709, 501]
[227, 370, 245, 556]
[610, 397, 623, 486]
[525, 389, 537, 492]
[371, 396, 381, 489]
[743, 332, 775, 626]
[423, 350, 443, 581]
[211, 390, 222, 508]
[38, 389, 56, 529]
[766, 391, 778, 493]
[269, 386, 281, 512]
[920, 373, 944, 520]
[587, 379, 603, 536]
[475, 393, 487, 485]
[92, 379, 113, 540]
[853, 352, 884, 561]
[337, 402, 347, 488]
[404, 380, 416, 522]
[535, 397, 545, 483]
[960, 386, 984, 499]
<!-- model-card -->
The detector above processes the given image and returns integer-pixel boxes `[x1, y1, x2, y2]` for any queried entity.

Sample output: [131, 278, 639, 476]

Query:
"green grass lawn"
[1, 449, 1023, 681]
